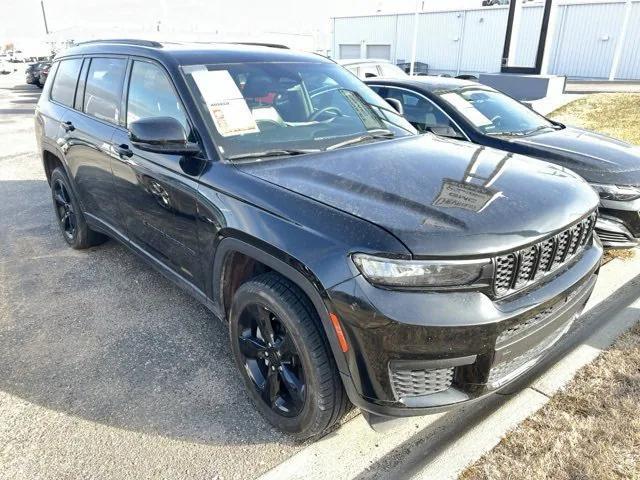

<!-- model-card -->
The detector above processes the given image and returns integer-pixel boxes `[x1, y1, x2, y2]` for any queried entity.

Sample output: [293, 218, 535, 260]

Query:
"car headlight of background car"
[590, 183, 640, 201]
[352, 254, 492, 288]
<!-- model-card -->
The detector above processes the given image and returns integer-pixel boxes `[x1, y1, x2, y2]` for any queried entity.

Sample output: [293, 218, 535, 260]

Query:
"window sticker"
[441, 92, 492, 127]
[191, 70, 259, 137]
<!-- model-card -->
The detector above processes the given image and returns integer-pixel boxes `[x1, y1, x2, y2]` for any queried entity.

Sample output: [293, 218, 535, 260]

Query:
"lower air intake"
[390, 365, 454, 399]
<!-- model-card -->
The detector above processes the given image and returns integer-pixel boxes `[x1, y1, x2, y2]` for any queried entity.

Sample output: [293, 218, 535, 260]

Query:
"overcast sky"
[1, 0, 483, 50]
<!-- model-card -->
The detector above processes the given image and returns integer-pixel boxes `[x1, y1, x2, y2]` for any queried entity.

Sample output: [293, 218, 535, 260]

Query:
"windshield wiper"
[325, 129, 395, 151]
[227, 148, 320, 161]
[521, 125, 556, 136]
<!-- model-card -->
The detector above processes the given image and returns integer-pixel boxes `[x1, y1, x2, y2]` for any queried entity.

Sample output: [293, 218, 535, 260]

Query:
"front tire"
[50, 167, 107, 249]
[229, 272, 349, 440]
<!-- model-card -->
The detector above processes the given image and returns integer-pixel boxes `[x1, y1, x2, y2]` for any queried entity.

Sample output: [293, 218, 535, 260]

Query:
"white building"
[331, 0, 640, 80]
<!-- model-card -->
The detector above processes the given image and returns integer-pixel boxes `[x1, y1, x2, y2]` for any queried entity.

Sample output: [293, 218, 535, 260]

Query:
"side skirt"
[84, 212, 223, 319]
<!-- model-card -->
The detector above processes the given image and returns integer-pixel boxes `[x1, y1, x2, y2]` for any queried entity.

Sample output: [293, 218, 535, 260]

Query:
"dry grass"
[461, 323, 640, 480]
[549, 93, 640, 146]
[604, 249, 636, 265]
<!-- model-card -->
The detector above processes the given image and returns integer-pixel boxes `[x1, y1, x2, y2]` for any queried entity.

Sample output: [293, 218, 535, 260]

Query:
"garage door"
[366, 44, 391, 60]
[339, 44, 361, 59]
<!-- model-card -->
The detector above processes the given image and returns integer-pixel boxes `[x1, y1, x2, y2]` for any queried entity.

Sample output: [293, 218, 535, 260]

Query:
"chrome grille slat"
[515, 246, 537, 288]
[537, 237, 556, 273]
[493, 212, 596, 298]
[567, 224, 582, 255]
[553, 230, 571, 266]
[494, 253, 517, 296]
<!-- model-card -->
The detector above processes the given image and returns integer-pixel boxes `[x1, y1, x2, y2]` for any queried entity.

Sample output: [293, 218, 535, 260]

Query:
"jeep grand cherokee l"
[35, 40, 602, 439]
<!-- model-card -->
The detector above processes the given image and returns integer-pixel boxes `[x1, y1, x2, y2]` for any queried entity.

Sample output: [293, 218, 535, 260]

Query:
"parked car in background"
[36, 40, 601, 439]
[366, 77, 640, 248]
[37, 63, 51, 88]
[0, 59, 15, 74]
[25, 62, 50, 85]
[337, 58, 407, 79]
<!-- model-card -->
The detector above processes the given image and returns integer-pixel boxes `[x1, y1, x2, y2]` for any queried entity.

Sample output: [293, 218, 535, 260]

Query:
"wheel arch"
[42, 146, 73, 187]
[212, 235, 350, 375]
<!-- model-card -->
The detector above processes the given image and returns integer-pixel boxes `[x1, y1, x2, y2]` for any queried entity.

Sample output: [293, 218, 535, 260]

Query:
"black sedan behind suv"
[25, 61, 50, 86]
[366, 77, 640, 249]
[36, 40, 601, 439]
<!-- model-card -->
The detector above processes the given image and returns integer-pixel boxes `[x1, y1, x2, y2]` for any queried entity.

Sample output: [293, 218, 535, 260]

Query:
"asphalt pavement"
[0, 69, 306, 480]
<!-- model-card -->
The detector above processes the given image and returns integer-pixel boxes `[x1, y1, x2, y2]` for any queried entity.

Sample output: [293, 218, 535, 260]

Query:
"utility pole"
[41, 0, 49, 35]
[409, 0, 421, 75]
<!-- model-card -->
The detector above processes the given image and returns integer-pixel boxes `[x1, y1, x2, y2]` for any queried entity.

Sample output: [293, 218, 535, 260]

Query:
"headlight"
[590, 183, 640, 201]
[352, 254, 492, 288]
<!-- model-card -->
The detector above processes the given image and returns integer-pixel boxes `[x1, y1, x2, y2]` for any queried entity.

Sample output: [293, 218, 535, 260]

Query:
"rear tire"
[50, 167, 108, 249]
[229, 272, 350, 440]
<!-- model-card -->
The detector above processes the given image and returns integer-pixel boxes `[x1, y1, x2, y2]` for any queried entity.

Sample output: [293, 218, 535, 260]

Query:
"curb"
[258, 254, 640, 480]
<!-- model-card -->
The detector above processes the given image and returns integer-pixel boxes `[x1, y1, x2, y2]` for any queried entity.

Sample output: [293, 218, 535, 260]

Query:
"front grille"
[493, 213, 596, 297]
[390, 366, 454, 398]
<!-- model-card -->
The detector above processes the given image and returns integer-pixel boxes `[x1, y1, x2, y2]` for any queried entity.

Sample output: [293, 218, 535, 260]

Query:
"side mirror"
[129, 117, 200, 155]
[385, 98, 404, 115]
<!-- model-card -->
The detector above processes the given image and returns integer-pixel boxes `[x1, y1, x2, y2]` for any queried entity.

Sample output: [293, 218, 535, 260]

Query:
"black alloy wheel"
[49, 167, 108, 249]
[238, 303, 306, 417]
[53, 178, 76, 241]
[229, 272, 350, 439]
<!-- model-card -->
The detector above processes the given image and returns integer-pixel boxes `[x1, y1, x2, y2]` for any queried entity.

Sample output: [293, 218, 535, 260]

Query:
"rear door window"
[83, 57, 127, 124]
[50, 58, 82, 107]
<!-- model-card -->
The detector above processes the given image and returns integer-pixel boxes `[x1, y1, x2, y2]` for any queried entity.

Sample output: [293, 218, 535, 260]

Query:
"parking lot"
[0, 71, 309, 479]
[1, 67, 640, 480]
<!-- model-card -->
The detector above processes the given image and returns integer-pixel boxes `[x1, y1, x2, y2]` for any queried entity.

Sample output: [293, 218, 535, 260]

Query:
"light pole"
[41, 0, 49, 35]
[409, 0, 421, 76]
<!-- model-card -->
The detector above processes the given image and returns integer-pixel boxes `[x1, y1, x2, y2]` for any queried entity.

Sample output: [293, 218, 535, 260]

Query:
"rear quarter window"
[50, 59, 82, 107]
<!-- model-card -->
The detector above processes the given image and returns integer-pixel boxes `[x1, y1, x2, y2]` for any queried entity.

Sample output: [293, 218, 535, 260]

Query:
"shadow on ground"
[0, 178, 292, 447]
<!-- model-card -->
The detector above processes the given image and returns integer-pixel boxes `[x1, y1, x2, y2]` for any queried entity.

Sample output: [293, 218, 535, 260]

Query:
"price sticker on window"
[191, 69, 260, 137]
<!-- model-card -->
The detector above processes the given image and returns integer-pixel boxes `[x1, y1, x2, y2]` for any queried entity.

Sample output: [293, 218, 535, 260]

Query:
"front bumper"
[328, 242, 602, 417]
[597, 198, 640, 248]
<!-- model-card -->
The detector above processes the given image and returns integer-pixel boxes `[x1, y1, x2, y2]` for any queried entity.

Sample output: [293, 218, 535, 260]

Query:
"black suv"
[35, 40, 602, 439]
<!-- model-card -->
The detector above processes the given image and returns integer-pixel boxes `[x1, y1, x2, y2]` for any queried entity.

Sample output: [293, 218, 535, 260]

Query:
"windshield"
[437, 87, 558, 136]
[183, 62, 416, 159]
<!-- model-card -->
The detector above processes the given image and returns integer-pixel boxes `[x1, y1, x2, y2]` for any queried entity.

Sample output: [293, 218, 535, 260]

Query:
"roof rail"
[231, 42, 289, 49]
[75, 39, 163, 48]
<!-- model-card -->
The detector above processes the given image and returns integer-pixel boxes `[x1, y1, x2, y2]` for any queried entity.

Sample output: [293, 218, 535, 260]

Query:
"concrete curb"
[258, 254, 640, 480]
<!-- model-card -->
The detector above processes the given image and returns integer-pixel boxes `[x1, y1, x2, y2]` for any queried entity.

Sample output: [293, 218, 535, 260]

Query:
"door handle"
[115, 144, 133, 158]
[61, 121, 74, 132]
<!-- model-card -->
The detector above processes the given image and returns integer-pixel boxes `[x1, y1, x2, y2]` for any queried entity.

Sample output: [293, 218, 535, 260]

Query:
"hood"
[507, 127, 640, 185]
[238, 135, 599, 257]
